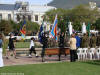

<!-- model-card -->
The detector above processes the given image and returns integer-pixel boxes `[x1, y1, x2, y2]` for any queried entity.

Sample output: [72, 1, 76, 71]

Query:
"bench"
[42, 47, 70, 62]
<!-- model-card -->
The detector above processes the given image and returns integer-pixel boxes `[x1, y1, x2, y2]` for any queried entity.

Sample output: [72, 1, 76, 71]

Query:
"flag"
[86, 23, 90, 36]
[38, 21, 44, 43]
[20, 20, 26, 40]
[51, 14, 58, 40]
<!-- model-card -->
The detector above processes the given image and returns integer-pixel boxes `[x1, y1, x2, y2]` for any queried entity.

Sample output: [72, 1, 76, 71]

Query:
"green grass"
[0, 61, 100, 75]
[16, 42, 30, 48]
[15, 42, 42, 48]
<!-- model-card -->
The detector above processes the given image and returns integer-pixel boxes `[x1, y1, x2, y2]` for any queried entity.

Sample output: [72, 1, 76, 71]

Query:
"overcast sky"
[0, 0, 53, 5]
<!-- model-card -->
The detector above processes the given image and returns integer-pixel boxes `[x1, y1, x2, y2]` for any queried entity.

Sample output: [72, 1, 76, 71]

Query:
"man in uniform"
[81, 33, 90, 48]
[97, 32, 100, 47]
[90, 34, 97, 48]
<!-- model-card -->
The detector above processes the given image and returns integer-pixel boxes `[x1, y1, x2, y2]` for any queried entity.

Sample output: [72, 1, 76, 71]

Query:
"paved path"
[3, 55, 70, 66]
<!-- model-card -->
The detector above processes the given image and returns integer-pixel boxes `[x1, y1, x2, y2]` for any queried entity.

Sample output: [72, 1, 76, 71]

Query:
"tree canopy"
[45, 5, 100, 32]
[0, 20, 40, 35]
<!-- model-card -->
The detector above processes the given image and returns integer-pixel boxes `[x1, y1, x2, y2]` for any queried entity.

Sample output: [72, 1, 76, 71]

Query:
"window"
[35, 15, 38, 21]
[8, 14, 11, 20]
[23, 15, 26, 20]
[17, 15, 20, 21]
[22, 6, 26, 11]
[28, 15, 31, 21]
[0, 14, 2, 21]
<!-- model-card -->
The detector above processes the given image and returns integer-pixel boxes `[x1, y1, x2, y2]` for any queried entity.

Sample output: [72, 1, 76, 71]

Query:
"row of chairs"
[77, 48, 100, 60]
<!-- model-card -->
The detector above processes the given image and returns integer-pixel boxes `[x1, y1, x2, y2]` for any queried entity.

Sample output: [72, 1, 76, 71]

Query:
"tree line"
[44, 5, 100, 33]
[0, 20, 39, 35]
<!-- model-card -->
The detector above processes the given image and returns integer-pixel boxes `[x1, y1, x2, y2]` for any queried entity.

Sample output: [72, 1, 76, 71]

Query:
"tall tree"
[0, 20, 12, 35]
[45, 5, 100, 31]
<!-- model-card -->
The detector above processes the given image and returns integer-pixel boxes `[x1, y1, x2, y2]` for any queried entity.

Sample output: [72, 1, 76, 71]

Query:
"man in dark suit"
[41, 32, 48, 62]
[58, 32, 65, 61]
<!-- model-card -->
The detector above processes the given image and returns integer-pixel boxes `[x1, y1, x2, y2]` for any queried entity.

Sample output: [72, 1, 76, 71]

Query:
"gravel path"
[3, 55, 70, 66]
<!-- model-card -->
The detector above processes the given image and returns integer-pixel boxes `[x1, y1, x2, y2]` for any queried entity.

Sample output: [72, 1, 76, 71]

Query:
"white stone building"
[0, 1, 56, 24]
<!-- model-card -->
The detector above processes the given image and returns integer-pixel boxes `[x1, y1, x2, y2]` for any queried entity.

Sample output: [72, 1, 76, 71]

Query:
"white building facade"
[0, 1, 56, 25]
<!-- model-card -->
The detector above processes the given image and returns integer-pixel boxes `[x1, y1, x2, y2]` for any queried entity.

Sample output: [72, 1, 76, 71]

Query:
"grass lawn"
[15, 42, 41, 48]
[16, 42, 30, 48]
[0, 61, 100, 75]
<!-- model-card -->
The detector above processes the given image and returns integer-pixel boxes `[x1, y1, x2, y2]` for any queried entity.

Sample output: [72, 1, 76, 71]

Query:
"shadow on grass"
[81, 60, 100, 66]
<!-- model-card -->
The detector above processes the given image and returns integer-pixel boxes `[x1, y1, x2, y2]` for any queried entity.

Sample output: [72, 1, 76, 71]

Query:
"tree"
[45, 8, 68, 33]
[93, 18, 100, 30]
[18, 21, 40, 35]
[0, 20, 12, 35]
[45, 5, 100, 31]
[68, 5, 99, 30]
[9, 20, 20, 31]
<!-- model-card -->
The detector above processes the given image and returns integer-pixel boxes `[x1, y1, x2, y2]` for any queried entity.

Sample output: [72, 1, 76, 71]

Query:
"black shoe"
[42, 58, 45, 62]
[6, 57, 9, 59]
[15, 57, 18, 59]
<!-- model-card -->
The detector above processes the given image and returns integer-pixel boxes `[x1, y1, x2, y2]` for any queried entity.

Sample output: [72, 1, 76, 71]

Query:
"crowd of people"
[0, 32, 100, 67]
[59, 32, 100, 62]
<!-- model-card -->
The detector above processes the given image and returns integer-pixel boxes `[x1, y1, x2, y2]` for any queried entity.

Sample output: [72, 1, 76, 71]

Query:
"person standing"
[59, 32, 64, 48]
[69, 34, 77, 62]
[6, 33, 17, 59]
[64, 33, 70, 47]
[0, 33, 4, 67]
[58, 32, 65, 61]
[97, 33, 100, 47]
[90, 34, 97, 48]
[75, 33, 81, 48]
[81, 33, 90, 48]
[29, 37, 38, 57]
[41, 32, 48, 62]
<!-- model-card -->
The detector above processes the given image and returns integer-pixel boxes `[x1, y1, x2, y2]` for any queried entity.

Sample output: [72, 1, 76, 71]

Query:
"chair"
[96, 48, 100, 60]
[88, 48, 95, 60]
[82, 48, 88, 60]
[77, 48, 83, 60]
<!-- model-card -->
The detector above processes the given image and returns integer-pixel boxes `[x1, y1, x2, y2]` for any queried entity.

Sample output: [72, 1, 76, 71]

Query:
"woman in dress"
[0, 33, 4, 67]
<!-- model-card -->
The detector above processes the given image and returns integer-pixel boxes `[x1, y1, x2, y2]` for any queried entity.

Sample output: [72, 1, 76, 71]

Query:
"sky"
[0, 0, 53, 5]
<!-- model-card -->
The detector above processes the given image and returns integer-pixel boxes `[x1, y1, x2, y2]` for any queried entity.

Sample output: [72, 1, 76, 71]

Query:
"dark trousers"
[29, 46, 36, 55]
[70, 50, 77, 62]
[41, 47, 45, 57]
[58, 47, 65, 61]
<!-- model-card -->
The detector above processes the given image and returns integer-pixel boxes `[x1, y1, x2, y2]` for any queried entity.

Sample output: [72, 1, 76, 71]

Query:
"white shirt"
[30, 40, 35, 48]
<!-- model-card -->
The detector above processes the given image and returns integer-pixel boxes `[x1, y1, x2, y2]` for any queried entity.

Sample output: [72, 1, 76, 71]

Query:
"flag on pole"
[51, 14, 58, 40]
[86, 23, 90, 36]
[38, 21, 44, 43]
[20, 20, 26, 40]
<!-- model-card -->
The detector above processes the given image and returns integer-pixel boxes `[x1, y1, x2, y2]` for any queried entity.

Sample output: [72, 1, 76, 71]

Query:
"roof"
[29, 5, 56, 13]
[0, 4, 15, 10]
[0, 3, 21, 10]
